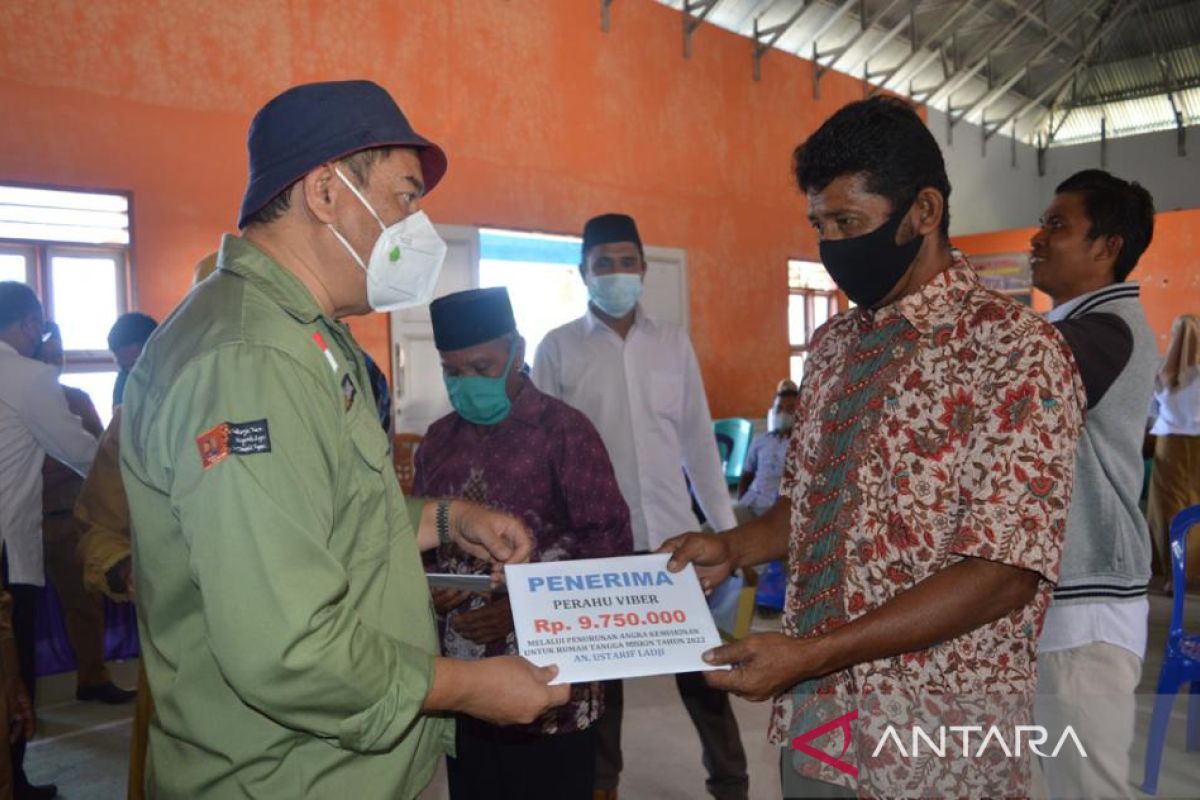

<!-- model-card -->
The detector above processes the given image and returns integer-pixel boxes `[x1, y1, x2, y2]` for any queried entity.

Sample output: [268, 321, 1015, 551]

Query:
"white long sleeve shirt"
[0, 340, 97, 585]
[533, 307, 736, 550]
[1149, 366, 1200, 436]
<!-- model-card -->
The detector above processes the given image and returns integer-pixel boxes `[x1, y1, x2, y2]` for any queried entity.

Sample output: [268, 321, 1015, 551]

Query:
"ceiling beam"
[949, 0, 1102, 128]
[1079, 74, 1200, 108]
[1136, 0, 1185, 134]
[868, 0, 993, 95]
[683, 0, 721, 58]
[814, 0, 911, 92]
[990, 0, 1098, 58]
[984, 0, 1138, 142]
[911, 0, 1042, 108]
[752, 1, 816, 81]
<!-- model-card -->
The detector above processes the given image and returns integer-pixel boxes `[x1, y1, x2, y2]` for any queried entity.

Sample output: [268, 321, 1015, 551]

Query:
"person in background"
[0, 282, 98, 800]
[1029, 168, 1158, 799]
[35, 325, 103, 437]
[35, 324, 134, 706]
[533, 213, 748, 800]
[107, 313, 157, 410]
[1148, 313, 1200, 588]
[738, 380, 799, 518]
[661, 97, 1084, 799]
[119, 79, 565, 798]
[415, 288, 632, 800]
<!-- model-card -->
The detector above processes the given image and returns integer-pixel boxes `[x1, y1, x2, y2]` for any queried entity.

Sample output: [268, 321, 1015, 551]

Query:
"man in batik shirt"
[663, 97, 1085, 799]
[413, 288, 633, 800]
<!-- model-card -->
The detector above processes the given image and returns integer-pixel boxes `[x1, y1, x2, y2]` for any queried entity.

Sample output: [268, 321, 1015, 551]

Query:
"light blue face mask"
[587, 273, 643, 318]
[444, 341, 519, 426]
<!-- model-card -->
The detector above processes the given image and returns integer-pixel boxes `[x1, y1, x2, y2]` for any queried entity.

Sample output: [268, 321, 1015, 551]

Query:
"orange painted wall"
[0, 0, 874, 418]
[955, 208, 1200, 351]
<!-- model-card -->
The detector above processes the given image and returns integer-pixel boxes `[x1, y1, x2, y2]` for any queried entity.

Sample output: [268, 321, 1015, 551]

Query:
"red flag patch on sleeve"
[196, 423, 231, 470]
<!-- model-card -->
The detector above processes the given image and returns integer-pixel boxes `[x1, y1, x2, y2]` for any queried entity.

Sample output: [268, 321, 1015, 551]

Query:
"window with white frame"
[0, 184, 132, 424]
[788, 259, 841, 385]
[478, 228, 587, 360]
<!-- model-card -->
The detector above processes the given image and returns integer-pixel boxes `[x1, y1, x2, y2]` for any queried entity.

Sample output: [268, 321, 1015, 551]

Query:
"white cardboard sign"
[505, 553, 726, 684]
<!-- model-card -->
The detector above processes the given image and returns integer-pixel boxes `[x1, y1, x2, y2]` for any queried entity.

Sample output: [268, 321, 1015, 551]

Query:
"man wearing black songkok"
[415, 288, 633, 800]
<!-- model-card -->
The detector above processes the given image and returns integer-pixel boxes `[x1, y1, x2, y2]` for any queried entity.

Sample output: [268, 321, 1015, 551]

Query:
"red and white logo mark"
[790, 709, 859, 779]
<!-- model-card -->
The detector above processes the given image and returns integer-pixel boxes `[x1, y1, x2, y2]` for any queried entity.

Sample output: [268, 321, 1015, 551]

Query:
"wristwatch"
[437, 498, 452, 547]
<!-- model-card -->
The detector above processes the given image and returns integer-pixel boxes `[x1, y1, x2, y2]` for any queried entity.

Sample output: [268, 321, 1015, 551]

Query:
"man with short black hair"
[662, 97, 1085, 799]
[0, 281, 97, 800]
[534, 213, 748, 800]
[107, 312, 157, 410]
[1031, 169, 1158, 800]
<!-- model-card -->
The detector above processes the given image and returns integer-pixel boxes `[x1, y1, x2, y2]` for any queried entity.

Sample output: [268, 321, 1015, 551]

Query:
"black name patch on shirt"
[228, 419, 272, 455]
[196, 419, 271, 470]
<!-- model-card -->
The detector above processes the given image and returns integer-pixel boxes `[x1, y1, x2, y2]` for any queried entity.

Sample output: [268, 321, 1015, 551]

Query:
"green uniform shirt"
[120, 235, 453, 799]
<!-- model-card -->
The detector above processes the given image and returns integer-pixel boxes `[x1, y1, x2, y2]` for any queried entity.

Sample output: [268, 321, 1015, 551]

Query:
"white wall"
[930, 107, 1200, 236]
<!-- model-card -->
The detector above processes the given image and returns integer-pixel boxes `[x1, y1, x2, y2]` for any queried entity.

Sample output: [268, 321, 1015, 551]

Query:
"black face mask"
[818, 205, 924, 309]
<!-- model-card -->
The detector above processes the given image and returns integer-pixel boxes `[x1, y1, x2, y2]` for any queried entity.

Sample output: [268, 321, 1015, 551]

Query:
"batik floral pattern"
[770, 260, 1085, 798]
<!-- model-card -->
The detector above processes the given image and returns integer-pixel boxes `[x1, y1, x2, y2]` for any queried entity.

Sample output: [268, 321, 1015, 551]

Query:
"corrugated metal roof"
[654, 0, 1200, 147]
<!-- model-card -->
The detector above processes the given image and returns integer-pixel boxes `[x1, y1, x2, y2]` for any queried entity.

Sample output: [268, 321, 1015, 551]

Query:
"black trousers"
[447, 716, 597, 800]
[595, 674, 749, 800]
[6, 581, 41, 790]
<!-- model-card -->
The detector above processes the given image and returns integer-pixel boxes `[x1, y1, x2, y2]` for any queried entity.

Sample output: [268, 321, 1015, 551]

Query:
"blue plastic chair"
[713, 418, 752, 487]
[1140, 504, 1200, 795]
[754, 559, 787, 611]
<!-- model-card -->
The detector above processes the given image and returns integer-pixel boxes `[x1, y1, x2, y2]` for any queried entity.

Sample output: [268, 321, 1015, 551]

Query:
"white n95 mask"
[328, 167, 447, 312]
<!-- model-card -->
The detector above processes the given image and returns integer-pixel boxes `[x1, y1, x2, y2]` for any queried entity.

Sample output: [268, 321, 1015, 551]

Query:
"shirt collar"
[216, 234, 326, 325]
[506, 375, 549, 426]
[855, 254, 980, 335]
[1044, 282, 1141, 323]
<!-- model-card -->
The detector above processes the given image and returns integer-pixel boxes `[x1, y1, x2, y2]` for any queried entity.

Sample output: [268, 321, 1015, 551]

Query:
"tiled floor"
[27, 593, 1200, 799]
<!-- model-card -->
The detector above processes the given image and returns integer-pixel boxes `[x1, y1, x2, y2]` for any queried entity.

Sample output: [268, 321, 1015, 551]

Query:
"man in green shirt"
[120, 80, 568, 799]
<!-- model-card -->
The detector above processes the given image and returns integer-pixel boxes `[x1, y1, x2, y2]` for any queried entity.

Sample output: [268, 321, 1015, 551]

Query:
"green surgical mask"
[444, 342, 519, 426]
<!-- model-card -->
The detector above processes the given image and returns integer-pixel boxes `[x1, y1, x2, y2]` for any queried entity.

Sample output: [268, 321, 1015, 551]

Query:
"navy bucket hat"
[238, 80, 448, 229]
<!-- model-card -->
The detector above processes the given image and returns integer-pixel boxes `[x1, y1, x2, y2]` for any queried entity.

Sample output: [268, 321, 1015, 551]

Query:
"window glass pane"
[788, 260, 836, 291]
[479, 259, 587, 359]
[0, 253, 28, 284]
[790, 353, 807, 385]
[50, 255, 120, 351]
[59, 370, 118, 428]
[0, 185, 129, 245]
[788, 293, 808, 347]
[478, 229, 588, 359]
[813, 292, 833, 330]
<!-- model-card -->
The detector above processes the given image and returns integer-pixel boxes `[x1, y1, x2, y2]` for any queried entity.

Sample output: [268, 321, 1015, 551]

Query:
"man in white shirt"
[533, 214, 747, 800]
[0, 281, 99, 800]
